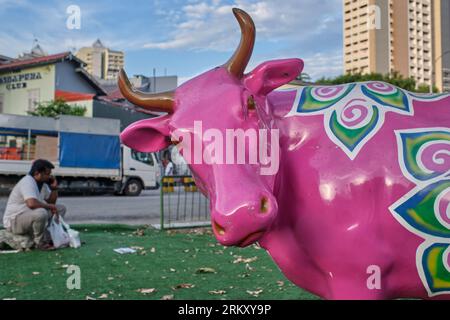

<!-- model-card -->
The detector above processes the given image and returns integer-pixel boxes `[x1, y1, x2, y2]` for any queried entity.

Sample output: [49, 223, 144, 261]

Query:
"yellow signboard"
[0, 65, 55, 115]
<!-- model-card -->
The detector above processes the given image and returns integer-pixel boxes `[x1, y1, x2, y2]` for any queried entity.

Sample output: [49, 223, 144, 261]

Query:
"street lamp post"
[430, 50, 450, 94]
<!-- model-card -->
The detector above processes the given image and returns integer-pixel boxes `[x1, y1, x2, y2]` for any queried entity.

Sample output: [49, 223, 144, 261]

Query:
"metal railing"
[160, 176, 210, 229]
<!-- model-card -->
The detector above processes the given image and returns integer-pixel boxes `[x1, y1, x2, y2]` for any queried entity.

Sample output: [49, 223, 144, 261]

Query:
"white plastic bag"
[47, 217, 70, 248]
[61, 218, 81, 248]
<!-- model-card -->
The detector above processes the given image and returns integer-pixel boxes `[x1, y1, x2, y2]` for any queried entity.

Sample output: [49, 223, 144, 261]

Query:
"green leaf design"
[296, 84, 355, 113]
[399, 130, 450, 182]
[362, 85, 410, 112]
[421, 243, 450, 294]
[393, 180, 450, 238]
[329, 106, 379, 152]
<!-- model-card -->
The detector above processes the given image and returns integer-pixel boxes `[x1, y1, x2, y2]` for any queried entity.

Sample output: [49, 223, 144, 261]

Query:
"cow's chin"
[213, 230, 266, 248]
[211, 221, 267, 248]
[236, 231, 265, 248]
[210, 194, 278, 247]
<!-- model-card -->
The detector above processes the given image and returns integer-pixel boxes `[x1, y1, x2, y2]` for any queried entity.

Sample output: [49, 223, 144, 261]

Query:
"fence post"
[160, 177, 164, 230]
[158, 175, 211, 229]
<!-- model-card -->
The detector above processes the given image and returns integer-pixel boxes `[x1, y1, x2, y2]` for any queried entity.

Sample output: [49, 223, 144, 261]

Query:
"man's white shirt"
[2, 175, 51, 229]
[165, 162, 174, 176]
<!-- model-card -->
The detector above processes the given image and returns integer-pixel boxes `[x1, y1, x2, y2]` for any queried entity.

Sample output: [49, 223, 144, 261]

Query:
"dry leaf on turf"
[133, 229, 146, 236]
[137, 288, 157, 294]
[245, 263, 254, 271]
[173, 283, 195, 290]
[195, 267, 217, 274]
[209, 290, 226, 295]
[233, 256, 258, 264]
[246, 289, 263, 297]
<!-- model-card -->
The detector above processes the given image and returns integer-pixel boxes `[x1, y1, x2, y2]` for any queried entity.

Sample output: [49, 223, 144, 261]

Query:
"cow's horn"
[224, 8, 256, 79]
[118, 69, 175, 113]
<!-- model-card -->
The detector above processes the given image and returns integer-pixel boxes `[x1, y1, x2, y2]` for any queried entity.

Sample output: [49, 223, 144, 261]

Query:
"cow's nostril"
[213, 220, 226, 236]
[260, 197, 269, 214]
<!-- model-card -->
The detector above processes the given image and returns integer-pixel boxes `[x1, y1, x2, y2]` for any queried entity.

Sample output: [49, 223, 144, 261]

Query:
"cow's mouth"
[237, 231, 265, 247]
[213, 220, 265, 247]
[213, 220, 226, 236]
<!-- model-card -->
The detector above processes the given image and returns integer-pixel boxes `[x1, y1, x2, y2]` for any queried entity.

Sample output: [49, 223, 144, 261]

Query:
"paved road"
[0, 190, 162, 226]
[0, 189, 211, 226]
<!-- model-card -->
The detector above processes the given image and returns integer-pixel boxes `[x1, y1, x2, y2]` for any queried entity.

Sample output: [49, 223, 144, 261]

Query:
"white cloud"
[0, 0, 343, 80]
[0, 1, 135, 57]
[142, 0, 343, 78]
[0, 32, 34, 57]
[240, 48, 342, 82]
[179, 50, 342, 85]
[184, 2, 215, 18]
[143, 0, 342, 51]
[302, 52, 343, 80]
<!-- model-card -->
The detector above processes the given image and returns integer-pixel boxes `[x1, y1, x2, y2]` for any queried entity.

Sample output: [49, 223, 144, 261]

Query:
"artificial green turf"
[0, 225, 319, 300]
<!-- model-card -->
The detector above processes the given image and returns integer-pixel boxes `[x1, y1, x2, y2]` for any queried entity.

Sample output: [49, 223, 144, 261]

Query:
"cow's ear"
[244, 58, 304, 96]
[121, 115, 171, 152]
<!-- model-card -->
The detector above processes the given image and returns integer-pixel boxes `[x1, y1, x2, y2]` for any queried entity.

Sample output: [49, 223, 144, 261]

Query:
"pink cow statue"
[118, 8, 450, 299]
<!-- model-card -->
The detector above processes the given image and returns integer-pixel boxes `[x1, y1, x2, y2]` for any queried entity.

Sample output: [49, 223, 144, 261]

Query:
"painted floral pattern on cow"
[398, 130, 450, 183]
[286, 81, 445, 160]
[391, 128, 450, 297]
[420, 243, 450, 295]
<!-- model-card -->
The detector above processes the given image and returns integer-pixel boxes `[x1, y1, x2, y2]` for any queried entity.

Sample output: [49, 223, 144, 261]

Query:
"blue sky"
[0, 0, 343, 83]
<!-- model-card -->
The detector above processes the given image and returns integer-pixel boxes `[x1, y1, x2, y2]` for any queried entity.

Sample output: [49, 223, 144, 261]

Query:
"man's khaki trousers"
[9, 204, 67, 246]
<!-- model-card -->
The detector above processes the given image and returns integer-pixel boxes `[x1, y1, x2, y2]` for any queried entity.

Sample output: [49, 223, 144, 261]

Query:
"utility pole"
[430, 50, 450, 94]
[153, 68, 156, 93]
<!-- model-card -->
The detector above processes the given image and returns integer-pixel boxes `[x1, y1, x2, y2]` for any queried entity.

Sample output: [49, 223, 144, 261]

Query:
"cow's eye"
[247, 95, 256, 111]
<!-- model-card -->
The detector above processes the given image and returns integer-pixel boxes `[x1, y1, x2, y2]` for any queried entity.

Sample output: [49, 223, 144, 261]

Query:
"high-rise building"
[433, 0, 450, 92]
[76, 39, 124, 81]
[343, 0, 450, 92]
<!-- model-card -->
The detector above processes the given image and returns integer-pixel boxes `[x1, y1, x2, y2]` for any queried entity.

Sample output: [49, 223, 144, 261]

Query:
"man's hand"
[48, 204, 59, 223]
[48, 204, 57, 214]
[25, 199, 59, 221]
[46, 176, 59, 204]
[49, 175, 58, 190]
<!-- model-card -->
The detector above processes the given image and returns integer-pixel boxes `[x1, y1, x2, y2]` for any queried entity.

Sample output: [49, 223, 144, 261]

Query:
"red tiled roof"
[0, 52, 73, 71]
[55, 90, 95, 102]
[0, 52, 107, 96]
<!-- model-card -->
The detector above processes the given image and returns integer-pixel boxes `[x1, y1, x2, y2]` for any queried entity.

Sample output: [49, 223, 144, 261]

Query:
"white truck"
[0, 114, 160, 196]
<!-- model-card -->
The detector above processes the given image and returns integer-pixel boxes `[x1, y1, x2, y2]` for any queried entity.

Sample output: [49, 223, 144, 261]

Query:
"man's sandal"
[36, 243, 56, 251]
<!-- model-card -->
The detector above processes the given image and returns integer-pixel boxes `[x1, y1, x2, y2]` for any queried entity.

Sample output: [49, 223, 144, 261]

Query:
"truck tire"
[124, 179, 143, 196]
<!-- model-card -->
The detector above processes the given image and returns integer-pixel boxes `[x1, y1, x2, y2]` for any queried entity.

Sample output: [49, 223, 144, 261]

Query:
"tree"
[315, 72, 437, 93]
[296, 72, 312, 83]
[416, 84, 439, 94]
[28, 99, 87, 117]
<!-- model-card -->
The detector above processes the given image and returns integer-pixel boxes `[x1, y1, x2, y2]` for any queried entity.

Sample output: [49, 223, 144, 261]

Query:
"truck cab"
[121, 145, 160, 196]
[0, 114, 161, 197]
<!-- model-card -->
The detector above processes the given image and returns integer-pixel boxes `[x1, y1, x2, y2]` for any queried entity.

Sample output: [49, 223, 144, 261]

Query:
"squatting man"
[3, 159, 67, 250]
